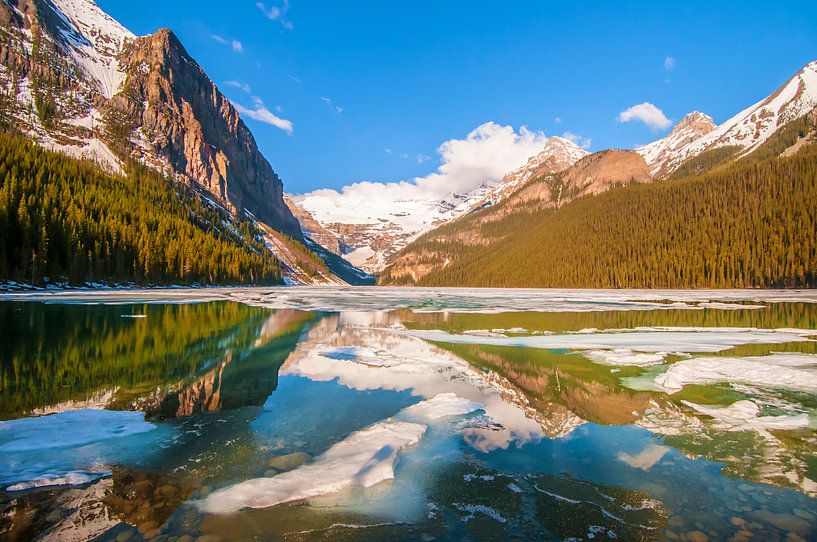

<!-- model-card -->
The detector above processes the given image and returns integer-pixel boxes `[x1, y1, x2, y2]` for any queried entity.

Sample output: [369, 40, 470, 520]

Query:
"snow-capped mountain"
[48, 0, 134, 99]
[1, 0, 303, 239]
[2, 0, 388, 286]
[294, 184, 495, 274]
[293, 136, 588, 274]
[639, 61, 817, 178]
[636, 112, 716, 178]
[467, 135, 589, 212]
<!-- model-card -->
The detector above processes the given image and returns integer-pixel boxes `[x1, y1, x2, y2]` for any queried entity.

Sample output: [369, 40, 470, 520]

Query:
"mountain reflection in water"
[0, 294, 816, 541]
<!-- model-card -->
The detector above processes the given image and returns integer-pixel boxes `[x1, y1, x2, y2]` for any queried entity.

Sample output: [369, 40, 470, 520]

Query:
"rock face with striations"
[107, 29, 302, 238]
[0, 0, 302, 240]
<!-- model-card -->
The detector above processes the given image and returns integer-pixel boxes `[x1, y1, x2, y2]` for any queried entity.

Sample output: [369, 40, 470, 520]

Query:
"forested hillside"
[0, 133, 282, 286]
[380, 145, 817, 288]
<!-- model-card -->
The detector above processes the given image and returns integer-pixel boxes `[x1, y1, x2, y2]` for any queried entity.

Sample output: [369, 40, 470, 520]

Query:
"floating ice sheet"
[5, 470, 111, 492]
[653, 354, 817, 394]
[395, 327, 815, 354]
[199, 420, 427, 513]
[682, 400, 810, 432]
[4, 287, 817, 313]
[0, 409, 156, 453]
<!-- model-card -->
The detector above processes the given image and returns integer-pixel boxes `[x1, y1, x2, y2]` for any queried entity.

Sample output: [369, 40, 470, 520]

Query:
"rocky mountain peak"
[637, 111, 717, 178]
[669, 111, 716, 136]
[0, 0, 304, 240]
[464, 135, 589, 213]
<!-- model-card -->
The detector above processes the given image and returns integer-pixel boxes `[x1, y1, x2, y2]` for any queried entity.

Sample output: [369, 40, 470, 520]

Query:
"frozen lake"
[1, 288, 816, 540]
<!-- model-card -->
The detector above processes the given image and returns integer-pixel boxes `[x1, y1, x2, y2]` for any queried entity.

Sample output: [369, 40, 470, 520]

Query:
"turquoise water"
[1, 291, 816, 541]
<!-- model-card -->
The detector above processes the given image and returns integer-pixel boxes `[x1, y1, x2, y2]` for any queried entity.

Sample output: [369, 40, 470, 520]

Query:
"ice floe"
[402, 393, 484, 421]
[199, 419, 427, 513]
[0, 409, 156, 453]
[5, 287, 817, 313]
[5, 470, 111, 492]
[683, 400, 811, 432]
[583, 349, 669, 367]
[396, 327, 815, 354]
[653, 354, 817, 394]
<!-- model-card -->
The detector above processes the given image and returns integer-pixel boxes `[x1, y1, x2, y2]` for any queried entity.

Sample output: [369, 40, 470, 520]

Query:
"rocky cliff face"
[108, 29, 301, 238]
[0, 0, 302, 240]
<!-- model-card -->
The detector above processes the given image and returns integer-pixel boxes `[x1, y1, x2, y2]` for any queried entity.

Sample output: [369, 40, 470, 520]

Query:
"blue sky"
[99, 1, 817, 195]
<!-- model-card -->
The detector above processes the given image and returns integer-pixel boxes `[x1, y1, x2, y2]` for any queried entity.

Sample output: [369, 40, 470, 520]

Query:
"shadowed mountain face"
[0, 0, 302, 240]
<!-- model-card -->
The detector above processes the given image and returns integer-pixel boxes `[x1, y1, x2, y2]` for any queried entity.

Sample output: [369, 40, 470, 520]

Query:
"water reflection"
[0, 298, 816, 541]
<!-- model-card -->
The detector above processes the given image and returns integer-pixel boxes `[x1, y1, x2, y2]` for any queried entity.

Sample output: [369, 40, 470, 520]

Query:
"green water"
[1, 294, 816, 541]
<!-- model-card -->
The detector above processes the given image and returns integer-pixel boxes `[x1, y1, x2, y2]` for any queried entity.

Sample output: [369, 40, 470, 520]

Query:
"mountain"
[467, 136, 589, 212]
[639, 61, 817, 178]
[0, 133, 284, 286]
[380, 141, 817, 288]
[292, 135, 587, 274]
[284, 195, 344, 255]
[380, 61, 817, 288]
[379, 149, 653, 284]
[0, 0, 374, 285]
[636, 112, 717, 178]
[0, 0, 302, 239]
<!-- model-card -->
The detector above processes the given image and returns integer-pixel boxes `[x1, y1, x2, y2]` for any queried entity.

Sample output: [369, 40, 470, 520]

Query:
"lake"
[1, 288, 816, 541]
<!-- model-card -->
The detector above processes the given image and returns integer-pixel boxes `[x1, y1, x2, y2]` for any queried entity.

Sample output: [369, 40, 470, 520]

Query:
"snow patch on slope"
[49, 0, 135, 99]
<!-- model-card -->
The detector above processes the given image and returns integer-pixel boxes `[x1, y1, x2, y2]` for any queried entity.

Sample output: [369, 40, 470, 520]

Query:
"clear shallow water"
[0, 290, 816, 541]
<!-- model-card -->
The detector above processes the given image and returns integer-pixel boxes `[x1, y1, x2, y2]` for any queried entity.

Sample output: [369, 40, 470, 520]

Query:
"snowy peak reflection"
[280, 314, 586, 450]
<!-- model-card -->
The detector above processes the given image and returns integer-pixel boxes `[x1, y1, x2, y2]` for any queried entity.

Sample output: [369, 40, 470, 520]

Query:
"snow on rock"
[293, 136, 587, 274]
[49, 0, 135, 99]
[636, 112, 716, 177]
[640, 61, 817, 177]
[467, 135, 590, 212]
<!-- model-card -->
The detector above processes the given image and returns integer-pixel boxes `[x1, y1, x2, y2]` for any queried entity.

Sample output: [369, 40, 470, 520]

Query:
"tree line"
[0, 133, 282, 286]
[382, 144, 817, 288]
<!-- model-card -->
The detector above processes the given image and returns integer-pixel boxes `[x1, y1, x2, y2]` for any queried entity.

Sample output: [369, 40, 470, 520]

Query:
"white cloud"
[561, 131, 592, 150]
[385, 148, 393, 155]
[288, 74, 302, 83]
[618, 102, 672, 131]
[664, 56, 676, 71]
[416, 154, 431, 164]
[224, 80, 251, 93]
[257, 1, 293, 29]
[211, 35, 243, 53]
[295, 122, 549, 223]
[554, 117, 562, 124]
[233, 97, 293, 135]
[321, 97, 343, 114]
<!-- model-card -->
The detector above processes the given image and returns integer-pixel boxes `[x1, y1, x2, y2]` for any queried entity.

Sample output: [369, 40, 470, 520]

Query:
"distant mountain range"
[378, 61, 817, 287]
[294, 62, 817, 278]
[1, 0, 814, 288]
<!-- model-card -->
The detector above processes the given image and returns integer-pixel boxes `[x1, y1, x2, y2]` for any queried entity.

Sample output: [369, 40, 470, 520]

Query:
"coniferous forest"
[0, 133, 282, 286]
[381, 145, 817, 288]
